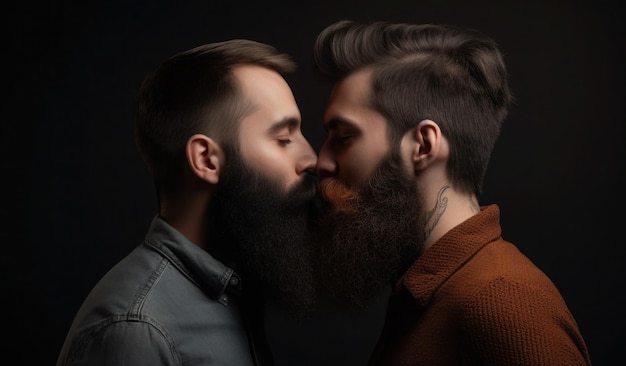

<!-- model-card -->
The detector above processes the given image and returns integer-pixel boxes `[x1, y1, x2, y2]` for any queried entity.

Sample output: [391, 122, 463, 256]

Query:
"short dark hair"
[135, 39, 296, 198]
[313, 20, 514, 196]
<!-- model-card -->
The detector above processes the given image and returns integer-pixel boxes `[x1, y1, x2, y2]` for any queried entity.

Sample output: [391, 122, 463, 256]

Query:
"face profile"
[235, 64, 317, 191]
[317, 68, 391, 187]
[210, 64, 321, 316]
[314, 68, 425, 308]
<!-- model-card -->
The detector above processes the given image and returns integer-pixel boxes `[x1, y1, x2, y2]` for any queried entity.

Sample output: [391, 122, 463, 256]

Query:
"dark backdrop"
[6, 1, 625, 365]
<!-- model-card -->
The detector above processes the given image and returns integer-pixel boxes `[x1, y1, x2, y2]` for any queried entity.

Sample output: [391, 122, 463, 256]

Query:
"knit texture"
[368, 204, 592, 366]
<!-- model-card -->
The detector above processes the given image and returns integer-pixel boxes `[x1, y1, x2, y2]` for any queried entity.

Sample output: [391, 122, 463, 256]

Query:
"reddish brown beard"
[315, 152, 424, 309]
[318, 178, 359, 214]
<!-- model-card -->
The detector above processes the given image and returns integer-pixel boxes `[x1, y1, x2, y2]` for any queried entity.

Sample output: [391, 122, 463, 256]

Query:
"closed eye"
[278, 138, 293, 146]
[329, 132, 357, 145]
[325, 117, 360, 146]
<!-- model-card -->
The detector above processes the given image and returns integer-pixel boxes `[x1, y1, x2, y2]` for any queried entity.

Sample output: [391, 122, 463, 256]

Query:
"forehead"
[328, 68, 373, 112]
[234, 64, 298, 111]
[233, 64, 301, 131]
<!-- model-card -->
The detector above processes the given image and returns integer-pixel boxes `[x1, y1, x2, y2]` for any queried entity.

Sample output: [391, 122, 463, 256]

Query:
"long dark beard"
[210, 153, 321, 317]
[315, 152, 424, 309]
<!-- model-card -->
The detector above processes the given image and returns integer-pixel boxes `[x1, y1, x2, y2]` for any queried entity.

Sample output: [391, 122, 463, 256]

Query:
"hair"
[313, 20, 514, 196]
[134, 39, 296, 199]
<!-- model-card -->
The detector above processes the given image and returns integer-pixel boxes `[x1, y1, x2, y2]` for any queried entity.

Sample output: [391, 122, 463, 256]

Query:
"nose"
[315, 142, 337, 178]
[296, 137, 318, 175]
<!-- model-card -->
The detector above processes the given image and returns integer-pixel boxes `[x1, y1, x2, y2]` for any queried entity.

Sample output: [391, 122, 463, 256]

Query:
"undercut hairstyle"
[313, 20, 514, 196]
[135, 39, 296, 199]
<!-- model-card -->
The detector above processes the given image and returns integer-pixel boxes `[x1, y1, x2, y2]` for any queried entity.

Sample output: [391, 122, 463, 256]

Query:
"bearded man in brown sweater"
[312, 20, 592, 365]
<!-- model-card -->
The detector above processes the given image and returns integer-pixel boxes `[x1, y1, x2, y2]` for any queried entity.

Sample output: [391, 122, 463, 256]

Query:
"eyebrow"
[325, 117, 357, 132]
[268, 117, 300, 134]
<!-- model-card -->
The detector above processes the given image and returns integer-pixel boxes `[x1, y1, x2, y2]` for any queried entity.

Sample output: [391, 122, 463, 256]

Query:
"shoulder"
[455, 276, 590, 364]
[434, 237, 580, 331]
[58, 316, 180, 366]
[453, 253, 583, 344]
[449, 239, 569, 313]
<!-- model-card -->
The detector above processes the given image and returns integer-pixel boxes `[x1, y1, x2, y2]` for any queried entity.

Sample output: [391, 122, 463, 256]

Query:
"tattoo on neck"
[423, 186, 450, 241]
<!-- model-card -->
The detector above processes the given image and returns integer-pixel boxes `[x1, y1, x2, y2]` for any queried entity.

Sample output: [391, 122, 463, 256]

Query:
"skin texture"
[172, 63, 322, 315]
[318, 67, 478, 253]
[315, 68, 424, 307]
[208, 64, 322, 315]
[180, 64, 317, 252]
[236, 65, 317, 190]
[317, 69, 391, 186]
[314, 67, 478, 306]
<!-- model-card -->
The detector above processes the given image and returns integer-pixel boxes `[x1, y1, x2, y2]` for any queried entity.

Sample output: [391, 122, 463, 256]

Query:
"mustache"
[318, 178, 359, 213]
[293, 172, 319, 198]
[281, 172, 320, 212]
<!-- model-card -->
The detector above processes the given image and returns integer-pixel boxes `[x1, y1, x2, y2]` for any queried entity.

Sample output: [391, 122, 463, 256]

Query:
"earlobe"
[412, 119, 442, 171]
[186, 134, 224, 184]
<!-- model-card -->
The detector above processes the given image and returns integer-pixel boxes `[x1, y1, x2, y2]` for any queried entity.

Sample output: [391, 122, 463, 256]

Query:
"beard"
[210, 152, 321, 317]
[315, 151, 425, 309]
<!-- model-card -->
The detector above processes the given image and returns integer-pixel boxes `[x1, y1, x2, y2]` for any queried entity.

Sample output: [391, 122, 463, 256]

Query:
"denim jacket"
[56, 216, 264, 365]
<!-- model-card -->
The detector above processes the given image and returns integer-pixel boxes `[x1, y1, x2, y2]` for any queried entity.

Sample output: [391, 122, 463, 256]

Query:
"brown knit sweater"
[368, 205, 591, 365]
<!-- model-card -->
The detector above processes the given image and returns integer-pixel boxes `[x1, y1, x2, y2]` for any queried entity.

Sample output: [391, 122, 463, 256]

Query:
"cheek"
[338, 148, 383, 186]
[241, 144, 296, 186]
[245, 145, 287, 172]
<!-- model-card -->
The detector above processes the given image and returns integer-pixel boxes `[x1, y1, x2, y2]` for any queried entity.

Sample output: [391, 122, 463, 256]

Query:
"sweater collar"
[399, 204, 502, 307]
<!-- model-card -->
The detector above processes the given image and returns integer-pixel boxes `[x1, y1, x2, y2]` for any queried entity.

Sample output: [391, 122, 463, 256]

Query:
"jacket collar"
[143, 216, 242, 304]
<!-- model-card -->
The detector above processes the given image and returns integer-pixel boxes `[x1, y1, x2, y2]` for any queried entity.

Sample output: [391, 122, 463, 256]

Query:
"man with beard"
[57, 40, 319, 366]
[312, 20, 592, 365]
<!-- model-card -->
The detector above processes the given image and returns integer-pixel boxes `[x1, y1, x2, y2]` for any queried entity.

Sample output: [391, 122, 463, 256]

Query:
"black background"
[6, 1, 625, 365]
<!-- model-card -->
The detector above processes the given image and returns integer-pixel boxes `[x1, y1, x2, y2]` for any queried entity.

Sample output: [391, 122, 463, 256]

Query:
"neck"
[421, 184, 480, 251]
[160, 191, 212, 251]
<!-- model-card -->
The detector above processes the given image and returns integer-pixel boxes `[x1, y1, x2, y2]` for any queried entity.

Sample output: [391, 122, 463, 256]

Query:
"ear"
[186, 134, 224, 184]
[407, 119, 443, 172]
